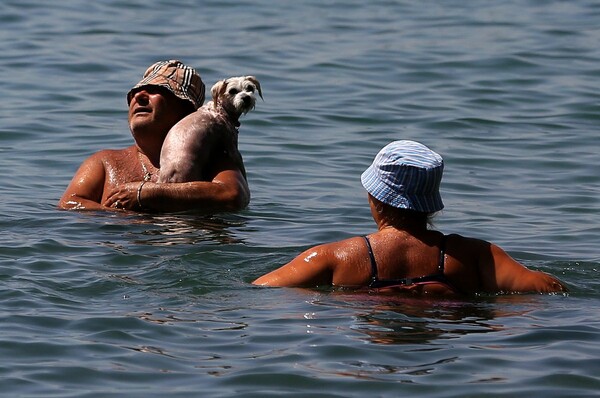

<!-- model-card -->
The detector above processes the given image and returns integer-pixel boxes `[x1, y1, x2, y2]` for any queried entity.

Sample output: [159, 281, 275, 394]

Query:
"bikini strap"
[363, 236, 379, 284]
[438, 234, 447, 273]
[366, 234, 448, 289]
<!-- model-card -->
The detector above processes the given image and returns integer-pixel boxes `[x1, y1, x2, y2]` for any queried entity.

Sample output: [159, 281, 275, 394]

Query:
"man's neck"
[135, 142, 161, 168]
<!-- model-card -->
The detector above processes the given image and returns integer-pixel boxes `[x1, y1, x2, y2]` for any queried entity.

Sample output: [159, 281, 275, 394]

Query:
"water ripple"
[1, 0, 599, 396]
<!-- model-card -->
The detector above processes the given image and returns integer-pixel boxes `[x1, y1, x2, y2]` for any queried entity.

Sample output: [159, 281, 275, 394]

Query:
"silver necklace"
[138, 152, 152, 182]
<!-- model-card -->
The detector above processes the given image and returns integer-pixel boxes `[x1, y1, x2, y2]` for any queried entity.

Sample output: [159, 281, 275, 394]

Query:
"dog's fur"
[158, 76, 262, 183]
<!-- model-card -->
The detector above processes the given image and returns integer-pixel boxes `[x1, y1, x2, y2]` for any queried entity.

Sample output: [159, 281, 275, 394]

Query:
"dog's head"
[211, 76, 263, 118]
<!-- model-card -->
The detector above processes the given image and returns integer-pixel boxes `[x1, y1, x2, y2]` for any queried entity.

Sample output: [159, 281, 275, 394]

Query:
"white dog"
[158, 76, 263, 183]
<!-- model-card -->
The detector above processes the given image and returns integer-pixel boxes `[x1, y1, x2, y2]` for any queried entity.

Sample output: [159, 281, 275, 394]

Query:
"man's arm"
[58, 152, 109, 211]
[104, 157, 250, 213]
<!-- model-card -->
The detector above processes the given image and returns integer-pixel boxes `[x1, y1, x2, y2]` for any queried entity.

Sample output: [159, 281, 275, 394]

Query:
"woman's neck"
[376, 211, 429, 234]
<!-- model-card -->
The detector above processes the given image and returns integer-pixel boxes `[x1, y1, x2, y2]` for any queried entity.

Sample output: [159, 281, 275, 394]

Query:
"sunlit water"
[0, 1, 599, 396]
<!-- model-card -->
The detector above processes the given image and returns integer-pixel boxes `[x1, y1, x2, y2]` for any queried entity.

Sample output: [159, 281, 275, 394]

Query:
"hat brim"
[361, 165, 444, 213]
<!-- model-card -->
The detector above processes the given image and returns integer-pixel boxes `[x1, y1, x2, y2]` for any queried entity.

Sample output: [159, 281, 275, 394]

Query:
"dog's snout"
[242, 95, 251, 104]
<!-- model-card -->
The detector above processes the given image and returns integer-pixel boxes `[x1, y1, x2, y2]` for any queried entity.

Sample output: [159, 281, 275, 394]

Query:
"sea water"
[0, 1, 599, 396]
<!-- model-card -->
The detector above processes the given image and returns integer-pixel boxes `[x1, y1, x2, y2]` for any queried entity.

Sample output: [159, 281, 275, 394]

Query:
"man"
[58, 60, 250, 213]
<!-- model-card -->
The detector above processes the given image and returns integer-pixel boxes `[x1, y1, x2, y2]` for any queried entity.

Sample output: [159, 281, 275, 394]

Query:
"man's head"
[127, 60, 205, 111]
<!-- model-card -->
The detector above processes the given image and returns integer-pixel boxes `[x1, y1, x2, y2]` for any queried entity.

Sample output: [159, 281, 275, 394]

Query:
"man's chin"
[129, 114, 152, 129]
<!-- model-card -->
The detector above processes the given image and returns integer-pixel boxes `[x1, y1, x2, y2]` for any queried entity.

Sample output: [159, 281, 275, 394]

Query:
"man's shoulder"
[91, 146, 136, 160]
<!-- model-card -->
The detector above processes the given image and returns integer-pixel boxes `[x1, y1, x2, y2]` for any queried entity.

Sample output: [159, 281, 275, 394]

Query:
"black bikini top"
[364, 234, 457, 291]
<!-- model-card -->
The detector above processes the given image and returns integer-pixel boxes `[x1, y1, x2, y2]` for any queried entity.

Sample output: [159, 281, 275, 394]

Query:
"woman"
[253, 140, 567, 295]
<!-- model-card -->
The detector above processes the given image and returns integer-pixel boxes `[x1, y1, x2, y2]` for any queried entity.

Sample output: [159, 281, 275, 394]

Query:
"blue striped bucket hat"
[127, 60, 205, 110]
[361, 140, 444, 213]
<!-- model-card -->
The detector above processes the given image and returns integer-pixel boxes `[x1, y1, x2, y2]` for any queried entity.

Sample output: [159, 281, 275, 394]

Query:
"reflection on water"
[325, 293, 539, 346]
[284, 292, 566, 385]
[301, 355, 460, 383]
[3, 0, 599, 395]
[132, 213, 248, 246]
[88, 212, 249, 247]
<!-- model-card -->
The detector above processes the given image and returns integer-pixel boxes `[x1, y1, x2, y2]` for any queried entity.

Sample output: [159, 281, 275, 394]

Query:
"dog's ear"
[246, 76, 263, 100]
[210, 79, 228, 105]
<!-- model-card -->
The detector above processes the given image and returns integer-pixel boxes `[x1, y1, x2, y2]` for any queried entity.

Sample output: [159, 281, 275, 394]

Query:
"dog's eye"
[228, 88, 239, 95]
[245, 86, 255, 93]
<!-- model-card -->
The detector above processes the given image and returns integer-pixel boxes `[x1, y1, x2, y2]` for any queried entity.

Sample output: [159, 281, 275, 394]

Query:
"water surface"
[0, 1, 599, 396]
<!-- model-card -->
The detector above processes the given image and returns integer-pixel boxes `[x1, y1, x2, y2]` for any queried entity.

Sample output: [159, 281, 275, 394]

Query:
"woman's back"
[258, 229, 566, 295]
[354, 231, 565, 295]
[333, 230, 480, 295]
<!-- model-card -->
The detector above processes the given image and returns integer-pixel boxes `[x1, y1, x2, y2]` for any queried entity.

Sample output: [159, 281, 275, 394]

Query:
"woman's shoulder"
[443, 233, 493, 263]
[314, 236, 367, 257]
[445, 232, 489, 247]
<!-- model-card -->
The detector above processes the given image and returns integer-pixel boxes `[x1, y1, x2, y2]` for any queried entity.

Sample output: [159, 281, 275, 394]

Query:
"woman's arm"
[479, 242, 567, 293]
[253, 244, 336, 287]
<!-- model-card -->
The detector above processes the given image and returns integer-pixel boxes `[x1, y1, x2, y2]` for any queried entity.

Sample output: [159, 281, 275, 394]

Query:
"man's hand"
[103, 182, 143, 211]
